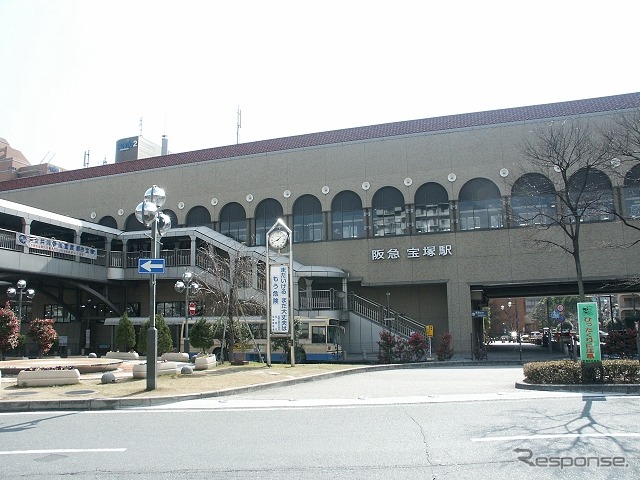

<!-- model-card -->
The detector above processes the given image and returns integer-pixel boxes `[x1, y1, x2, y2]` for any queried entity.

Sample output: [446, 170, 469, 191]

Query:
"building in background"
[0, 137, 64, 182]
[114, 135, 166, 163]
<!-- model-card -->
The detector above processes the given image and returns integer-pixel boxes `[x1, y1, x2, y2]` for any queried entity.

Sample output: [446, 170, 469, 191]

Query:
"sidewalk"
[3, 343, 630, 413]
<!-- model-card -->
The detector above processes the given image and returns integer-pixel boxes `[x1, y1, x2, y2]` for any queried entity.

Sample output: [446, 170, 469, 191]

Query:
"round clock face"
[269, 230, 288, 249]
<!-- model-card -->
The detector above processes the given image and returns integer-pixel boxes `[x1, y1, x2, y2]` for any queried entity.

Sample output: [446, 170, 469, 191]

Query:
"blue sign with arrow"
[138, 258, 165, 274]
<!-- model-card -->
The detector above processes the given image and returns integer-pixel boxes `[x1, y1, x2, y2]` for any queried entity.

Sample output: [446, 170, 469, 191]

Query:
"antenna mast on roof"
[236, 106, 241, 144]
[139, 117, 143, 137]
[83, 150, 90, 168]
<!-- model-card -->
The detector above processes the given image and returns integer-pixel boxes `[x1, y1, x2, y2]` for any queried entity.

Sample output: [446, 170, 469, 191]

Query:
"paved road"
[2, 366, 638, 479]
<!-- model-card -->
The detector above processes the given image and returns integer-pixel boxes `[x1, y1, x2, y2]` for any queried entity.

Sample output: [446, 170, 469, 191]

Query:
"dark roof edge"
[2, 92, 639, 192]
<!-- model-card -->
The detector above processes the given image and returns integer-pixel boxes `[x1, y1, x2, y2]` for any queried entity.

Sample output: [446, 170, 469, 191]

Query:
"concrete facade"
[1, 93, 640, 355]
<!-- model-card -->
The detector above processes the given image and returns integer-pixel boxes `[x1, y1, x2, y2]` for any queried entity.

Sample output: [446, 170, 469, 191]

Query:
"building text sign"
[270, 264, 290, 334]
[17, 233, 97, 260]
[577, 302, 601, 362]
[371, 244, 452, 261]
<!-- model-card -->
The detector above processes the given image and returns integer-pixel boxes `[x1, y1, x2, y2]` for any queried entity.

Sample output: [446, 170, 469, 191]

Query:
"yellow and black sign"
[425, 325, 434, 337]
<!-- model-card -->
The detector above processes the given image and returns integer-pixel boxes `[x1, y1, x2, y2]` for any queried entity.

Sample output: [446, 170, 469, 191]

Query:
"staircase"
[347, 293, 424, 339]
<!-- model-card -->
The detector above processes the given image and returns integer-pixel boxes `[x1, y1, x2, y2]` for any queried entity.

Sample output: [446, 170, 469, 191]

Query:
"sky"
[1, 0, 639, 172]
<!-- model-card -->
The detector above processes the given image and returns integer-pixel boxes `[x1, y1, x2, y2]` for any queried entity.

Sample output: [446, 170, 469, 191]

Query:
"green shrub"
[524, 359, 640, 384]
[115, 313, 136, 351]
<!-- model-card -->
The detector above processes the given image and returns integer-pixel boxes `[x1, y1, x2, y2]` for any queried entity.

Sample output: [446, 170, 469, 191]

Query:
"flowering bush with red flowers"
[28, 317, 58, 357]
[0, 301, 20, 359]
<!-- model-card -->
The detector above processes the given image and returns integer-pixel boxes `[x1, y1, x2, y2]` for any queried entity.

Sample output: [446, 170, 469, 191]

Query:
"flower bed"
[105, 351, 139, 360]
[161, 352, 189, 362]
[132, 361, 179, 379]
[17, 367, 80, 387]
[194, 354, 217, 371]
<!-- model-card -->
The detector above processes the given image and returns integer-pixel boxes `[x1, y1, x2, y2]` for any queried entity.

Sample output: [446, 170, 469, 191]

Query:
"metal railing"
[348, 292, 424, 338]
[298, 289, 345, 310]
[0, 227, 106, 265]
[114, 248, 192, 269]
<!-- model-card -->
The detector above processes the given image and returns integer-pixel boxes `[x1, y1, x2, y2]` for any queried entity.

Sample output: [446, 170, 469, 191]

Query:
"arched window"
[219, 202, 247, 243]
[124, 213, 146, 231]
[185, 206, 211, 227]
[254, 198, 283, 246]
[567, 168, 614, 222]
[331, 190, 364, 239]
[292, 195, 323, 242]
[372, 187, 406, 236]
[510, 173, 556, 227]
[458, 178, 503, 230]
[623, 164, 640, 219]
[98, 216, 118, 229]
[414, 182, 450, 233]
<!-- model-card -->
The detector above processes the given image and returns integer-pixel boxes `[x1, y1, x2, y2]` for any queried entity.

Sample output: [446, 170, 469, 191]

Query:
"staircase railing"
[347, 292, 424, 338]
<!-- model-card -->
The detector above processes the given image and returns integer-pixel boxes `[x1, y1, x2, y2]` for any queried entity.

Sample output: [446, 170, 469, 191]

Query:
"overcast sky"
[1, 0, 638, 172]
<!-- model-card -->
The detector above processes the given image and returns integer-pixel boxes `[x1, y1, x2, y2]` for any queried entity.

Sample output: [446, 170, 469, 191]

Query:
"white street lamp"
[174, 271, 199, 356]
[7, 279, 36, 323]
[136, 185, 171, 391]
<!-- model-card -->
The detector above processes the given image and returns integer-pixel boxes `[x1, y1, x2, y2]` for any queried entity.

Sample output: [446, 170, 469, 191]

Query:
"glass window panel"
[331, 190, 364, 239]
[372, 187, 406, 236]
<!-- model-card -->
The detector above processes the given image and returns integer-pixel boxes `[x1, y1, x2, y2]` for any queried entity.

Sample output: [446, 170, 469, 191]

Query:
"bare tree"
[193, 244, 266, 362]
[605, 109, 640, 163]
[518, 118, 615, 300]
[600, 110, 640, 242]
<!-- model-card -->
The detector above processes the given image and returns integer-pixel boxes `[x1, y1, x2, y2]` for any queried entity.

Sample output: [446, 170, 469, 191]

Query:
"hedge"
[523, 359, 640, 384]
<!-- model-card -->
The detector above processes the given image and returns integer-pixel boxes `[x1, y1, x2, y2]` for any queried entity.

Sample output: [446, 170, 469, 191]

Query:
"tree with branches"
[601, 110, 640, 244]
[518, 118, 616, 300]
[194, 244, 266, 363]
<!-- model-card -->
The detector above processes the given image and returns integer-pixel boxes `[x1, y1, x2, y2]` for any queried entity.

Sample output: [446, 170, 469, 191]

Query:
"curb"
[515, 381, 640, 394]
[4, 360, 626, 412]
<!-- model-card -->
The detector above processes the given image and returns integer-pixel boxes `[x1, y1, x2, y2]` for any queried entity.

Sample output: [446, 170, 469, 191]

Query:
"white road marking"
[0, 448, 126, 455]
[133, 391, 636, 411]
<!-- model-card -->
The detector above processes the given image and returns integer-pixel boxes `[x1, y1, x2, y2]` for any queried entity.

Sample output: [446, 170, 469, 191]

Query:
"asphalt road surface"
[1, 366, 638, 479]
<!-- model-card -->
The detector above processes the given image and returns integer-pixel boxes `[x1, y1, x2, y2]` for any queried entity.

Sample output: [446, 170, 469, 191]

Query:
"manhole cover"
[65, 390, 97, 396]
[7, 391, 39, 396]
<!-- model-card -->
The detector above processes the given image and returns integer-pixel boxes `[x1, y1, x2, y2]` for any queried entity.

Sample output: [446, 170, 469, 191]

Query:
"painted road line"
[0, 448, 126, 455]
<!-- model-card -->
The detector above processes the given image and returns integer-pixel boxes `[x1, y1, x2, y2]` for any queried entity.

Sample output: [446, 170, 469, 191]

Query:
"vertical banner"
[577, 302, 601, 362]
[270, 264, 290, 334]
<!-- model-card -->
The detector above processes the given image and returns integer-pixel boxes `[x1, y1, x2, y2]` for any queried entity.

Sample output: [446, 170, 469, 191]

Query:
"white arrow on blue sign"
[138, 258, 165, 274]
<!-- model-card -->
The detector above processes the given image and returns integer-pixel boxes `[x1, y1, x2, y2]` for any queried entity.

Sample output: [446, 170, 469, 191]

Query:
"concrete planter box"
[17, 369, 81, 387]
[132, 362, 179, 379]
[194, 355, 217, 371]
[161, 352, 189, 362]
[105, 351, 139, 360]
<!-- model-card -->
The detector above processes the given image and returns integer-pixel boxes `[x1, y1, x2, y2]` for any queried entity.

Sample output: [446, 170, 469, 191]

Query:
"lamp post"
[175, 271, 199, 356]
[7, 279, 36, 323]
[386, 291, 390, 317]
[135, 185, 171, 391]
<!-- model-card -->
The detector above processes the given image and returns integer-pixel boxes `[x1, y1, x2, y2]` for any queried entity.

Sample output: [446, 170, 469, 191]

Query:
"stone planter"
[105, 351, 139, 360]
[132, 361, 179, 379]
[161, 352, 189, 362]
[194, 355, 217, 371]
[17, 368, 81, 387]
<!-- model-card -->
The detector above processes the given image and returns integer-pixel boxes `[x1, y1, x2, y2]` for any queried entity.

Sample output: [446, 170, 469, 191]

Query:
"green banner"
[577, 302, 601, 362]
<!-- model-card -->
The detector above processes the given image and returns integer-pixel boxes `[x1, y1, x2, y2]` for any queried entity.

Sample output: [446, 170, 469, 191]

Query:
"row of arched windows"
[101, 165, 640, 245]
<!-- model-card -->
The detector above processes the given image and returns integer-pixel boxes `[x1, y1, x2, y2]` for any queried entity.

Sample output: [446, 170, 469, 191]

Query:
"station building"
[1, 92, 639, 358]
